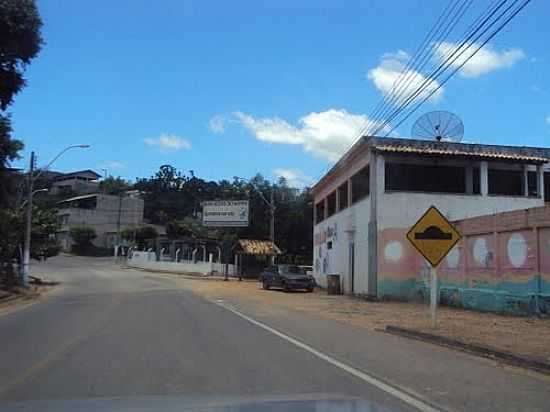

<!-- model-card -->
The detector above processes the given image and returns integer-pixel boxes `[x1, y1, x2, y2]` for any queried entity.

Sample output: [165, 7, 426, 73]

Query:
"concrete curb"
[123, 265, 255, 282]
[383, 325, 550, 375]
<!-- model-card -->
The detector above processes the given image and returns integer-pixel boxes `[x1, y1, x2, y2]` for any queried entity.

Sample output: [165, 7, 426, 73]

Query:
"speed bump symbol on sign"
[406, 206, 462, 268]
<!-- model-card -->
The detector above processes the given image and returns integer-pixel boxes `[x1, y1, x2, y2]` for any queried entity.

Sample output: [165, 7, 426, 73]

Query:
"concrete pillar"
[523, 164, 529, 197]
[480, 161, 488, 196]
[209, 253, 213, 263]
[465, 164, 473, 195]
[537, 165, 545, 200]
[347, 178, 352, 207]
[367, 151, 379, 297]
[169, 241, 176, 260]
[335, 184, 340, 213]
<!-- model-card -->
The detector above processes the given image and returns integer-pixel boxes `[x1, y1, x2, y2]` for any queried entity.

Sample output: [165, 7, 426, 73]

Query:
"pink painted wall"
[377, 205, 550, 297]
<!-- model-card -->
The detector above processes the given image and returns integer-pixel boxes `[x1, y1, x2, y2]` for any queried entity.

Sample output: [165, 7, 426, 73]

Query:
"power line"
[383, 0, 531, 137]
[370, 0, 515, 137]
[364, 0, 474, 137]
[358, 0, 464, 138]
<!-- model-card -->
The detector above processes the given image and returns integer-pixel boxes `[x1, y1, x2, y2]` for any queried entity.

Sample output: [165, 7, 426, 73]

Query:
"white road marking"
[215, 301, 444, 412]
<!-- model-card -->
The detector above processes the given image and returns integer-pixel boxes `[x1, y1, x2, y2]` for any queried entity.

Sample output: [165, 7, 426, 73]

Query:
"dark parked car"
[261, 264, 316, 292]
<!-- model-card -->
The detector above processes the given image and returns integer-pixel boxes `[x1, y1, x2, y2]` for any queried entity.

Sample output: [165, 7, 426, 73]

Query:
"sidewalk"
[183, 278, 550, 364]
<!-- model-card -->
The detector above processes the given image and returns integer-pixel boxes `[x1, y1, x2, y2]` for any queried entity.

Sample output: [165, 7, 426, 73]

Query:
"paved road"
[0, 256, 549, 411]
[0, 256, 412, 411]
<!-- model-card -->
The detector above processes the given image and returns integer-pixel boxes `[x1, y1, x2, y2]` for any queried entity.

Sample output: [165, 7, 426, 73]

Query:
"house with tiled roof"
[311, 136, 550, 299]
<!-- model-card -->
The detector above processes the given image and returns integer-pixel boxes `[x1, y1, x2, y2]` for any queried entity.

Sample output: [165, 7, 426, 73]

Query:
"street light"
[19, 188, 48, 209]
[21, 144, 90, 286]
[233, 176, 276, 243]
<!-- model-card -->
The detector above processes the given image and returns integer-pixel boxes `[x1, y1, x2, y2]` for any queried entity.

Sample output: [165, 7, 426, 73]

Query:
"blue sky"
[10, 0, 550, 187]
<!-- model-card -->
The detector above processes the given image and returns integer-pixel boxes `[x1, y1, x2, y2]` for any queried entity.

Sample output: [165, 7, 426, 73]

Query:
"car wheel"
[282, 282, 290, 293]
[263, 280, 270, 290]
[306, 287, 314, 293]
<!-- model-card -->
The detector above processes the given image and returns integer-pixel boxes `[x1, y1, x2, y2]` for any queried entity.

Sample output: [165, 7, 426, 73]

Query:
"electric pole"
[21, 151, 35, 286]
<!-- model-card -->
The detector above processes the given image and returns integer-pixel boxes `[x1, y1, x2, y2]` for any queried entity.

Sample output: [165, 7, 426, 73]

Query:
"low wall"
[127, 251, 236, 276]
[377, 205, 550, 315]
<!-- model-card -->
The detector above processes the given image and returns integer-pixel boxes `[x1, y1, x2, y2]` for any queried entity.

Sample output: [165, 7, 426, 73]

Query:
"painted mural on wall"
[377, 223, 550, 314]
[314, 223, 338, 275]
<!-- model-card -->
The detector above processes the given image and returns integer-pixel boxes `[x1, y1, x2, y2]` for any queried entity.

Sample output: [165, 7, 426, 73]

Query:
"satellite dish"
[411, 111, 464, 142]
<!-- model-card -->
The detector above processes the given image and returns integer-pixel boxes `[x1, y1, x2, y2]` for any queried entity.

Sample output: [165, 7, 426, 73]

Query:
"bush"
[71, 245, 112, 257]
[31, 239, 61, 260]
[69, 226, 97, 254]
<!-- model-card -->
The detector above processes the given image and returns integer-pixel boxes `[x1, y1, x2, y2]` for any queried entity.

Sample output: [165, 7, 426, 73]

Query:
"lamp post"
[21, 144, 90, 286]
[233, 176, 276, 243]
[19, 188, 48, 209]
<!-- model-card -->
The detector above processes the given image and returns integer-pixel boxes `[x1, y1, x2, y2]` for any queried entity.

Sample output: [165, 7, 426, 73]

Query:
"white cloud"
[234, 109, 386, 162]
[367, 50, 444, 104]
[143, 134, 191, 151]
[208, 115, 226, 134]
[545, 115, 550, 125]
[100, 161, 125, 171]
[273, 168, 314, 188]
[433, 42, 525, 78]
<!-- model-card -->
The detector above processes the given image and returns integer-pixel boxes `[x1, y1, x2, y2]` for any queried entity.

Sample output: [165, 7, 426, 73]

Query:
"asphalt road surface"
[0, 256, 549, 412]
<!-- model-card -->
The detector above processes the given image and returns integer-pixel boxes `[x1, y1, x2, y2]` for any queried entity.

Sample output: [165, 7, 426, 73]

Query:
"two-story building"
[56, 193, 144, 250]
[50, 170, 101, 196]
[311, 136, 550, 299]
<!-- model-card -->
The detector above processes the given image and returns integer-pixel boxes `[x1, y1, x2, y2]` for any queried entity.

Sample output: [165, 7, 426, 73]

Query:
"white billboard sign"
[202, 200, 249, 227]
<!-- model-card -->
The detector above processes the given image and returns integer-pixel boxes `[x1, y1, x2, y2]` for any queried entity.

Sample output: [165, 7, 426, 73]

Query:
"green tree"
[30, 206, 61, 259]
[69, 226, 97, 252]
[0, 208, 23, 286]
[122, 226, 159, 249]
[0, 0, 43, 111]
[99, 176, 131, 195]
[166, 217, 207, 240]
[0, 0, 43, 283]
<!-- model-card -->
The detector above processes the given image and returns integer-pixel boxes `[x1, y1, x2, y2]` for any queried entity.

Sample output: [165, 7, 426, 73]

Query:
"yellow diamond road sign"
[406, 205, 462, 268]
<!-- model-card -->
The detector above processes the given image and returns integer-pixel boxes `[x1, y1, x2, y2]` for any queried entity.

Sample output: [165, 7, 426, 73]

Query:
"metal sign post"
[430, 267, 438, 328]
[406, 206, 462, 329]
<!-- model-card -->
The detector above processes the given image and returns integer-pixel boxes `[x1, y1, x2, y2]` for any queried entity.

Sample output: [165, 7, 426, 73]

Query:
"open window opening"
[385, 162, 466, 194]
[351, 166, 369, 204]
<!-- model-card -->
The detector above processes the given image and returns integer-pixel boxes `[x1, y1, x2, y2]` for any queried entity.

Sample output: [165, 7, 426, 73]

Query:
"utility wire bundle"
[355, 0, 531, 141]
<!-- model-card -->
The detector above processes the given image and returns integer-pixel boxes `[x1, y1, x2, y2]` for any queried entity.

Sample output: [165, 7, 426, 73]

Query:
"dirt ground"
[184, 277, 550, 363]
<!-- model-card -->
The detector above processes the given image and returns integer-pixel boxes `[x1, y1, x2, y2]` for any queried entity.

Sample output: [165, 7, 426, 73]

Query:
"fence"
[127, 250, 236, 276]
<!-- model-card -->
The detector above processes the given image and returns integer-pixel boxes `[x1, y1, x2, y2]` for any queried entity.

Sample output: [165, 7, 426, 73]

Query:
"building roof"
[312, 136, 550, 194]
[369, 136, 550, 162]
[235, 239, 281, 255]
[57, 194, 98, 203]
[55, 170, 101, 180]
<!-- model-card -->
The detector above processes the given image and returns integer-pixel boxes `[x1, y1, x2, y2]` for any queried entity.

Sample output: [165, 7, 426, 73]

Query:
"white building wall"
[313, 197, 370, 294]
[377, 192, 544, 230]
[313, 148, 546, 297]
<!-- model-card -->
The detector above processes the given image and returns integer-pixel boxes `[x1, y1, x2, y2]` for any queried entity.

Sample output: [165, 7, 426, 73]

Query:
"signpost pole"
[430, 266, 438, 329]
[406, 206, 461, 331]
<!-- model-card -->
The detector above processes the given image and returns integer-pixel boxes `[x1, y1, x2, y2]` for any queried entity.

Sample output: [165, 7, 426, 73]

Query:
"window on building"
[385, 162, 466, 193]
[57, 214, 69, 225]
[472, 167, 480, 194]
[351, 166, 369, 204]
[488, 168, 523, 196]
[338, 182, 348, 211]
[528, 171, 538, 197]
[315, 201, 325, 224]
[545, 172, 550, 202]
[327, 191, 336, 217]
